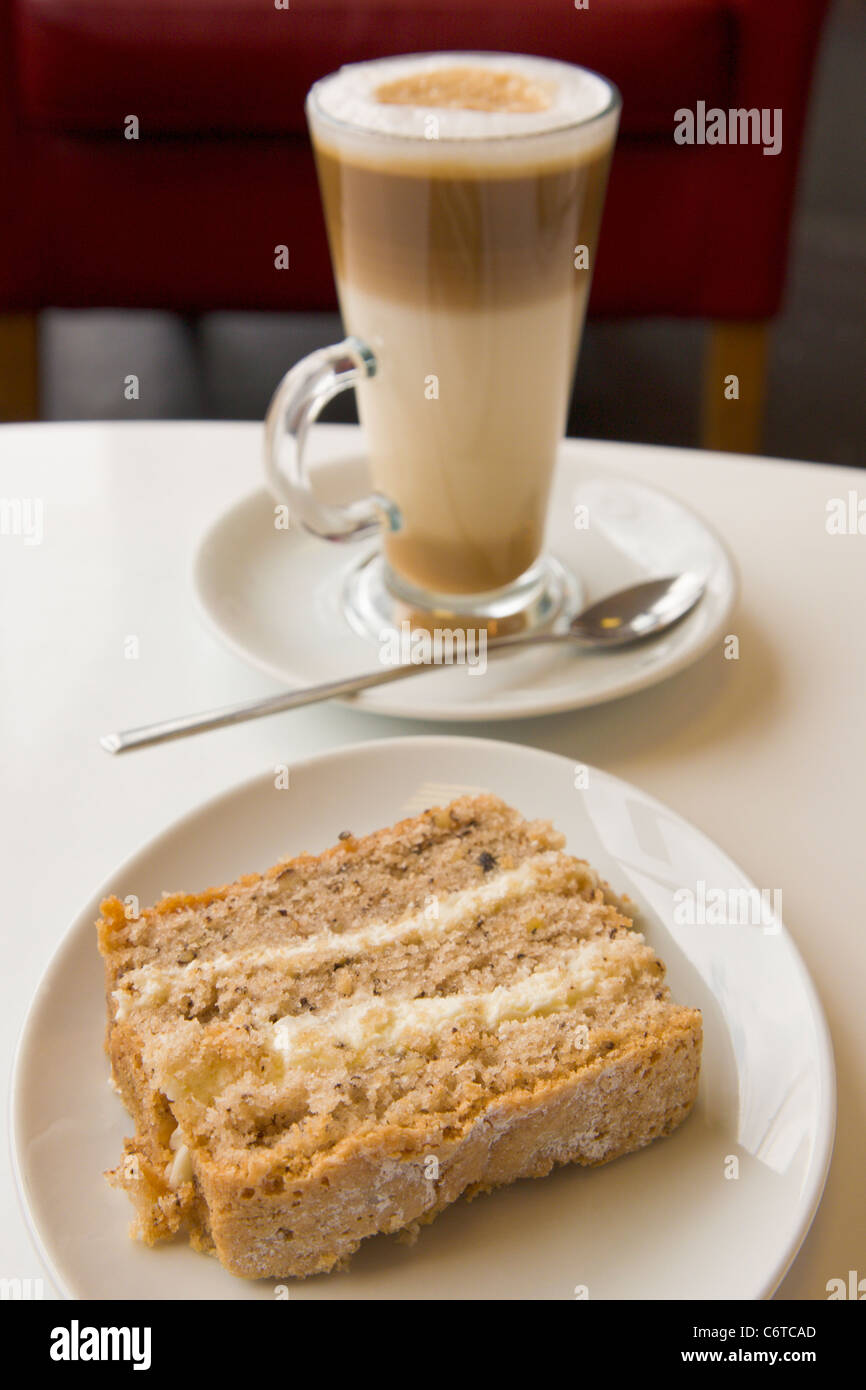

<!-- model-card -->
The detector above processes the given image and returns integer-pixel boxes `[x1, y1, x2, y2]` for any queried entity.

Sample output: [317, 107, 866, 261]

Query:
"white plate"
[193, 435, 737, 721]
[12, 736, 833, 1300]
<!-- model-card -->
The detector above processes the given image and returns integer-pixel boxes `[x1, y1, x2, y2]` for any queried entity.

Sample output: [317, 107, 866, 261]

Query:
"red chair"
[0, 0, 830, 449]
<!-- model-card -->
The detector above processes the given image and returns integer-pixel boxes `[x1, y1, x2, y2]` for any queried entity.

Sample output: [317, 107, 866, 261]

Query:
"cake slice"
[97, 793, 701, 1279]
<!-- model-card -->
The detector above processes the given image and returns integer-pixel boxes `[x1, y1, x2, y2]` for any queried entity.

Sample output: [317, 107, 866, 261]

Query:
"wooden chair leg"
[0, 313, 40, 421]
[701, 320, 768, 455]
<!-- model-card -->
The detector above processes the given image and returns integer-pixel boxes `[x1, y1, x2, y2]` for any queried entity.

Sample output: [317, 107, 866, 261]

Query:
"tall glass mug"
[264, 53, 620, 635]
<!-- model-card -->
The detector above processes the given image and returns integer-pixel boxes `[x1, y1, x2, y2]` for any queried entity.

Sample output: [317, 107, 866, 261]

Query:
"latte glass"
[264, 53, 620, 635]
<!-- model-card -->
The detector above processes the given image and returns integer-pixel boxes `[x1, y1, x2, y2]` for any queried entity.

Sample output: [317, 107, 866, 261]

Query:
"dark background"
[37, 0, 865, 467]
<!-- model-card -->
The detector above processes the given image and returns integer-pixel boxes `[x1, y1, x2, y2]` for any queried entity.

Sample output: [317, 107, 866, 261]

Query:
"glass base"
[342, 550, 583, 644]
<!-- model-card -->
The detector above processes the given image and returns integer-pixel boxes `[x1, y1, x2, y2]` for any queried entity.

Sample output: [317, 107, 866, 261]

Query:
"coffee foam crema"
[308, 52, 617, 166]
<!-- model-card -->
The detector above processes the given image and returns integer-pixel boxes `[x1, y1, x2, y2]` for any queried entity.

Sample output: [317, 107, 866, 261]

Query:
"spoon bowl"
[567, 573, 706, 647]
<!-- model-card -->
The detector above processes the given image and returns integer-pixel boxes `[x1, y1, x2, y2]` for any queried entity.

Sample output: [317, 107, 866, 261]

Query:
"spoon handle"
[99, 632, 576, 754]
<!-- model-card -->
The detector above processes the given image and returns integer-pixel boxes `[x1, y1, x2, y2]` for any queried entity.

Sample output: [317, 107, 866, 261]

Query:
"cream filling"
[112, 852, 601, 1021]
[155, 935, 651, 1107]
[164, 1124, 193, 1187]
[269, 935, 647, 1073]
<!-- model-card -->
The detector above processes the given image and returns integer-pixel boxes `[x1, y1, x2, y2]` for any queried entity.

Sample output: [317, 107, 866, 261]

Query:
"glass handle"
[263, 335, 400, 541]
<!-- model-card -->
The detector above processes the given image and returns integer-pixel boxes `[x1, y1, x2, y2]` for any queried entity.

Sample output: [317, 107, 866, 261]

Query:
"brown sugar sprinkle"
[374, 66, 553, 115]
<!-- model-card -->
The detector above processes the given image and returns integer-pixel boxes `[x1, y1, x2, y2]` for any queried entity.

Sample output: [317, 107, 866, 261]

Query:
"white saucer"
[12, 736, 834, 1300]
[193, 431, 737, 721]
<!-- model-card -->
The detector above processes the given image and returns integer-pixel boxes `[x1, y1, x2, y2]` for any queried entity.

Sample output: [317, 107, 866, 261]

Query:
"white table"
[1, 421, 863, 1301]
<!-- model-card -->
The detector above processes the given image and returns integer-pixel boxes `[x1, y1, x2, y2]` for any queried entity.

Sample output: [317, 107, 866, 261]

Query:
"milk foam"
[308, 53, 617, 165]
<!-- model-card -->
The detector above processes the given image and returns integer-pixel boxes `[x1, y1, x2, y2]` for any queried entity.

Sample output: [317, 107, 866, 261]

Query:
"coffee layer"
[314, 149, 611, 310]
[344, 283, 584, 594]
